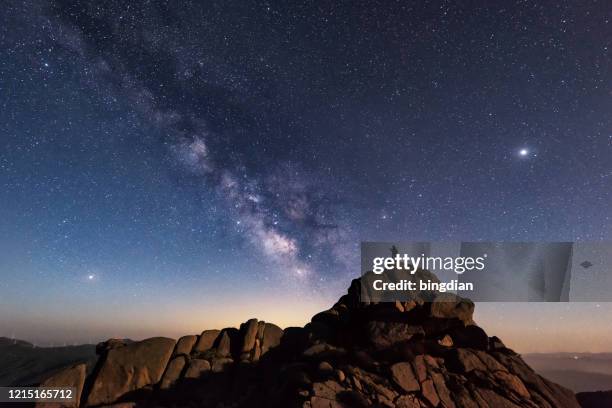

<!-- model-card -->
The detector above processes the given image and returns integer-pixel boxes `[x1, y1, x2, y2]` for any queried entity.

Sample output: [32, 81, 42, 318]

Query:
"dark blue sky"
[1, 0, 611, 349]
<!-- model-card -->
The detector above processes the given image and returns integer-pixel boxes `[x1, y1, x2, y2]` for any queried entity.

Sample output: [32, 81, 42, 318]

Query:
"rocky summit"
[37, 272, 581, 408]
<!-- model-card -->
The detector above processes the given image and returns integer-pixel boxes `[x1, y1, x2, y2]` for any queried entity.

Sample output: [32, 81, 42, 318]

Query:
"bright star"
[519, 148, 529, 157]
[87, 274, 95, 280]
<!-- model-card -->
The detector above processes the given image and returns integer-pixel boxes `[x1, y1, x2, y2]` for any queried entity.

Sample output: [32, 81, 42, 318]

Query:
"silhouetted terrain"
[30, 271, 584, 407]
[524, 353, 612, 393]
[0, 337, 96, 387]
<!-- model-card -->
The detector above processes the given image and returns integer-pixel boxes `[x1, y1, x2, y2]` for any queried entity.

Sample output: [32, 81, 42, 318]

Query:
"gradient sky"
[1, 0, 611, 352]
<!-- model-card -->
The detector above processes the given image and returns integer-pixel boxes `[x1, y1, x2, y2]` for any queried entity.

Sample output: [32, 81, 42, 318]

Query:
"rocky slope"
[37, 273, 581, 408]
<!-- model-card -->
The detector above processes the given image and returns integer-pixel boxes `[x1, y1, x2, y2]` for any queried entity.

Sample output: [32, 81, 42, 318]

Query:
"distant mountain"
[576, 390, 612, 408]
[0, 337, 96, 386]
[524, 353, 612, 393]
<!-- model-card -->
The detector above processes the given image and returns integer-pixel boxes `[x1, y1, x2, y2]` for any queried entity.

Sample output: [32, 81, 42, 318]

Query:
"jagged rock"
[494, 370, 530, 398]
[35, 363, 86, 408]
[451, 348, 488, 373]
[193, 329, 220, 353]
[390, 362, 420, 392]
[159, 355, 187, 389]
[312, 380, 344, 400]
[173, 335, 197, 356]
[241, 318, 259, 353]
[395, 394, 421, 408]
[183, 358, 210, 379]
[216, 330, 231, 357]
[489, 336, 506, 350]
[430, 372, 455, 408]
[430, 293, 474, 324]
[365, 321, 425, 348]
[420, 378, 440, 407]
[309, 396, 345, 408]
[413, 355, 428, 382]
[86, 337, 175, 406]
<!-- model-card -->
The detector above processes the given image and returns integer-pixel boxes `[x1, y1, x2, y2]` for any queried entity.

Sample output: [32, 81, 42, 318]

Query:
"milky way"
[1, 0, 611, 346]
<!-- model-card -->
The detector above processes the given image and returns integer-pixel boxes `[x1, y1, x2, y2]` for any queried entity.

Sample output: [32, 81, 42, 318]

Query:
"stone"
[216, 330, 231, 357]
[241, 318, 259, 352]
[183, 358, 211, 379]
[474, 387, 522, 408]
[430, 293, 474, 324]
[431, 372, 455, 408]
[450, 325, 489, 349]
[413, 355, 428, 382]
[261, 322, 284, 353]
[489, 336, 506, 350]
[365, 321, 425, 348]
[96, 338, 128, 355]
[438, 334, 453, 347]
[494, 371, 530, 398]
[310, 396, 345, 408]
[421, 378, 440, 407]
[452, 348, 487, 373]
[35, 363, 86, 408]
[193, 329, 220, 353]
[390, 362, 420, 392]
[312, 380, 344, 400]
[159, 355, 187, 389]
[395, 394, 421, 408]
[318, 361, 333, 374]
[211, 357, 233, 373]
[86, 337, 175, 406]
[173, 335, 197, 356]
[335, 369, 345, 383]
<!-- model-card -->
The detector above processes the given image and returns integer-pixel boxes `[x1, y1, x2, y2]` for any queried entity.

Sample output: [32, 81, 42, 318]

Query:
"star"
[519, 148, 529, 157]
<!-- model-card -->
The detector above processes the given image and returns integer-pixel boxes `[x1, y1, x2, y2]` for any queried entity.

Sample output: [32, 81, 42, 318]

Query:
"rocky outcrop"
[35, 363, 87, 408]
[41, 271, 581, 408]
[85, 337, 175, 406]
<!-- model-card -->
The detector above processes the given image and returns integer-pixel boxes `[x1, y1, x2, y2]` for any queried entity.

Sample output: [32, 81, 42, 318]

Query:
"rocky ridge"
[37, 271, 581, 408]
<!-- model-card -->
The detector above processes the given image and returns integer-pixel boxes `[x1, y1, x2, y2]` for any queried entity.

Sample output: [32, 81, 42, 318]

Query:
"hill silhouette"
[30, 270, 585, 407]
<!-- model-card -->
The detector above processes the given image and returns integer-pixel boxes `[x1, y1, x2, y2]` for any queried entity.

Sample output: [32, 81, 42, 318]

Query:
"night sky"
[1, 1, 611, 351]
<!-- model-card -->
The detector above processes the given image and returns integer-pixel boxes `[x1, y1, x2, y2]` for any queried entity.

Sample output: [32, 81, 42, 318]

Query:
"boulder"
[390, 362, 420, 392]
[216, 330, 231, 357]
[261, 323, 284, 353]
[173, 335, 197, 356]
[365, 321, 424, 348]
[96, 338, 128, 355]
[86, 337, 175, 406]
[183, 358, 211, 379]
[159, 355, 187, 389]
[430, 293, 474, 324]
[211, 357, 233, 373]
[240, 318, 259, 353]
[193, 330, 220, 353]
[35, 363, 86, 408]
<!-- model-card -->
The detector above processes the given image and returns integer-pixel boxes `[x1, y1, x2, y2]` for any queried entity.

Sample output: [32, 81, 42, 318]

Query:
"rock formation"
[36, 272, 582, 408]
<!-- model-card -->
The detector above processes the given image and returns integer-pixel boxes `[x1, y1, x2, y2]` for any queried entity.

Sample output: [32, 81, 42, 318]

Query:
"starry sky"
[1, 1, 611, 351]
